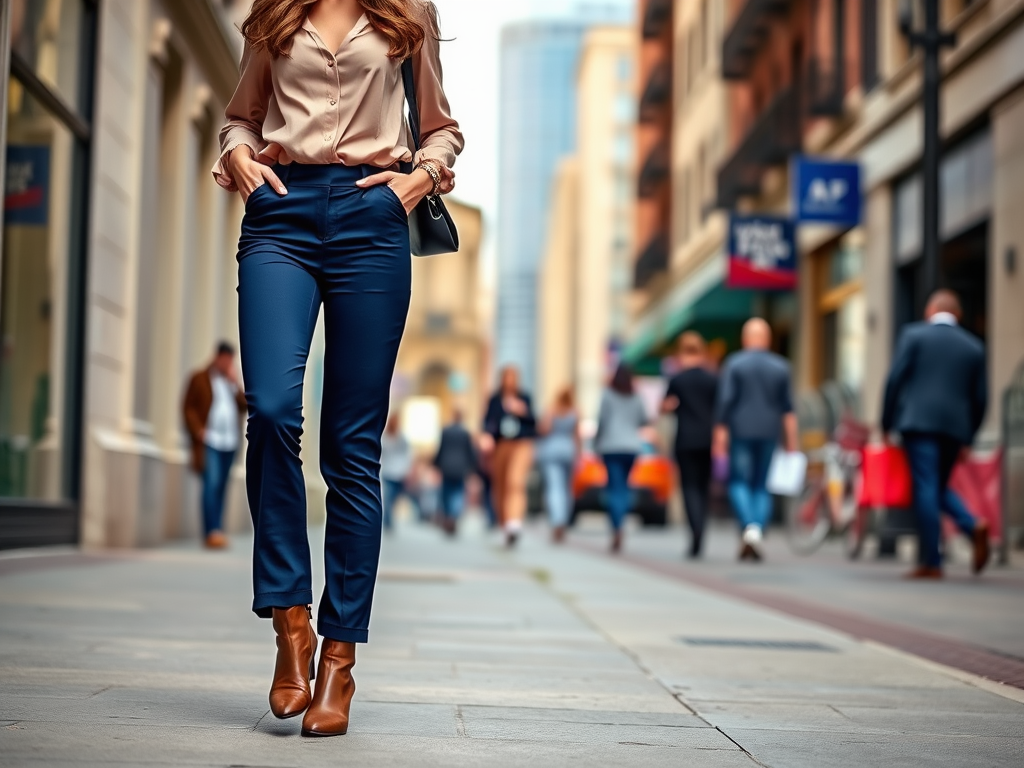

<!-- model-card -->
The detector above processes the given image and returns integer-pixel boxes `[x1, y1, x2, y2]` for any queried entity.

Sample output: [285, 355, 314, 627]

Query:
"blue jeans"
[602, 453, 636, 531]
[903, 433, 977, 568]
[728, 438, 776, 531]
[440, 478, 466, 521]
[382, 478, 420, 530]
[201, 446, 236, 536]
[541, 459, 574, 528]
[238, 162, 410, 644]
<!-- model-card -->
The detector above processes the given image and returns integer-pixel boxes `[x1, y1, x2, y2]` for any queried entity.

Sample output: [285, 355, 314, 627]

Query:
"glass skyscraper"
[496, 7, 630, 391]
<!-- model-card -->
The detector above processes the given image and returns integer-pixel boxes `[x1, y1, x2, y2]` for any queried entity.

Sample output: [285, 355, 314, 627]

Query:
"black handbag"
[401, 58, 459, 257]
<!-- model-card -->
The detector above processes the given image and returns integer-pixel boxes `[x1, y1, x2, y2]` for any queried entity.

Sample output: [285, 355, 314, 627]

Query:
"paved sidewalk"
[1, 518, 1022, 767]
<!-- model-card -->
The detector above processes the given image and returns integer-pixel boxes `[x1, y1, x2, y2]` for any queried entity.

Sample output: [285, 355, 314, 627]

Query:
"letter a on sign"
[792, 156, 862, 227]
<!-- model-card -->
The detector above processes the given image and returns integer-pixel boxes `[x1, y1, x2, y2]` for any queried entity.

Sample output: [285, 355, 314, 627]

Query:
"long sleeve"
[212, 42, 272, 191]
[780, 365, 794, 415]
[411, 22, 464, 169]
[714, 361, 736, 427]
[483, 396, 501, 438]
[881, 331, 914, 434]
[972, 353, 989, 438]
[182, 375, 205, 442]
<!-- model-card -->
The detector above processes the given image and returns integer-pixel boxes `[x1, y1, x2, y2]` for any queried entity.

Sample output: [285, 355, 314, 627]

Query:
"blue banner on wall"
[5, 145, 50, 226]
[726, 215, 797, 291]
[791, 156, 861, 227]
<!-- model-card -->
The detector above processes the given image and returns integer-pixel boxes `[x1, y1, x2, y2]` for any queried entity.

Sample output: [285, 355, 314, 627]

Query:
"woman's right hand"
[228, 145, 287, 203]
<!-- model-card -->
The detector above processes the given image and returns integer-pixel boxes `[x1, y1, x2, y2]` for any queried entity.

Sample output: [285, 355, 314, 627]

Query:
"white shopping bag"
[766, 450, 808, 497]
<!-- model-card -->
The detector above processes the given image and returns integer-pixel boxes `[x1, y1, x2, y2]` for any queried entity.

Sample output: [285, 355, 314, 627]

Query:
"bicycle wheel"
[785, 482, 831, 554]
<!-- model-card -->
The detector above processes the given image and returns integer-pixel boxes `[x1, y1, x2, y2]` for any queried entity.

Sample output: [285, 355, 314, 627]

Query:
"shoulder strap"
[401, 59, 422, 152]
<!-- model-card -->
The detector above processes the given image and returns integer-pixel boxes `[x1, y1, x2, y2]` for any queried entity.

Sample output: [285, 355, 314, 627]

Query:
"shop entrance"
[895, 222, 988, 342]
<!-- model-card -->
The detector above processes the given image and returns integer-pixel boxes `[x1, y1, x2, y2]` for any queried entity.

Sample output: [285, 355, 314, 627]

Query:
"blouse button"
[327, 60, 335, 68]
[330, 99, 336, 106]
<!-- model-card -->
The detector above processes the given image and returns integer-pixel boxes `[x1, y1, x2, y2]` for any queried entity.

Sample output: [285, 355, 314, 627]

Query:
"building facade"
[537, 26, 636, 424]
[495, 7, 630, 393]
[392, 200, 485, 439]
[632, 0, 673, 310]
[625, 0, 1024, 538]
[0, 0, 248, 549]
[625, 0, 743, 375]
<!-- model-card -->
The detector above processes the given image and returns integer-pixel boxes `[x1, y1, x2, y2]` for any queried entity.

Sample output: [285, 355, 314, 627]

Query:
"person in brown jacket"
[183, 342, 247, 549]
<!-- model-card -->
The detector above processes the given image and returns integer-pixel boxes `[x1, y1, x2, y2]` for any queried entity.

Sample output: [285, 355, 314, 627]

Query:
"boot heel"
[309, 656, 316, 682]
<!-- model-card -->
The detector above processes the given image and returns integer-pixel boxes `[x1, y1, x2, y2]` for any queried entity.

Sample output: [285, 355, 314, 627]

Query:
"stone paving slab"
[1, 518, 1023, 767]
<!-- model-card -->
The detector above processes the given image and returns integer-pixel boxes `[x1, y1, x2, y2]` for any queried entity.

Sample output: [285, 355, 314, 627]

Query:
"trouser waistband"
[274, 162, 381, 186]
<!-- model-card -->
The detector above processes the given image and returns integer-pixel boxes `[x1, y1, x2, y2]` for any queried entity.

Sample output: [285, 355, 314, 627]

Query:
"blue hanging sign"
[726, 214, 797, 291]
[5, 145, 50, 226]
[792, 155, 862, 227]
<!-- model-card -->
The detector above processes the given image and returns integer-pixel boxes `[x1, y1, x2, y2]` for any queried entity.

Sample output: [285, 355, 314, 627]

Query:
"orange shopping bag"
[859, 444, 913, 509]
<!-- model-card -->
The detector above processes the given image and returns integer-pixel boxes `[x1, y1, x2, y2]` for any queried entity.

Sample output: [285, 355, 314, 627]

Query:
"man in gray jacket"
[713, 319, 798, 561]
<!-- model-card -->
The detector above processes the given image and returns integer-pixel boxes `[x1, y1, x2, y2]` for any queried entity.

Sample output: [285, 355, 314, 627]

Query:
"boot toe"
[269, 688, 311, 719]
[301, 712, 349, 736]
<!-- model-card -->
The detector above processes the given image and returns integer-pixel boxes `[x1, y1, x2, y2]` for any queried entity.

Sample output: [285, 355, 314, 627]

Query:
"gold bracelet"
[415, 161, 442, 197]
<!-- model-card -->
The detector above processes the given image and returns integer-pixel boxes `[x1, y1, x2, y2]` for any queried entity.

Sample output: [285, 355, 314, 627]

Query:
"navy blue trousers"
[237, 163, 410, 643]
[903, 433, 977, 568]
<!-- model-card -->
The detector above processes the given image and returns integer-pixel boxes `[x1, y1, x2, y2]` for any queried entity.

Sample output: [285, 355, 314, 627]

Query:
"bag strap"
[401, 59, 422, 153]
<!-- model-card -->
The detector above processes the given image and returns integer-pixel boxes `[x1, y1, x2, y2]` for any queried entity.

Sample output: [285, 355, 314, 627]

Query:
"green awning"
[624, 256, 755, 374]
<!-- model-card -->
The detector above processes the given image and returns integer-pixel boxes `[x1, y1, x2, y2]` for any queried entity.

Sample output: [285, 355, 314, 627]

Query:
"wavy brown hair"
[241, 0, 438, 60]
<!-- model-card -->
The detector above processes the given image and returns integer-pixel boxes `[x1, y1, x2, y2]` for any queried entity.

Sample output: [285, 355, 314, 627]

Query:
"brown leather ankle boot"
[301, 640, 356, 737]
[269, 606, 317, 719]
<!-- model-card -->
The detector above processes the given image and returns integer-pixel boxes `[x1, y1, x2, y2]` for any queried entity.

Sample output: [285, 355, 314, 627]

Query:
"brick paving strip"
[572, 540, 1024, 690]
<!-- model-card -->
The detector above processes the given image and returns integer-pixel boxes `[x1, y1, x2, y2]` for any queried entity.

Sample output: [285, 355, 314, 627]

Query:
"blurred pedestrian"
[713, 319, 798, 562]
[380, 414, 418, 532]
[476, 434, 498, 529]
[882, 289, 990, 579]
[182, 341, 246, 550]
[537, 386, 580, 543]
[433, 409, 476, 536]
[662, 332, 718, 559]
[595, 364, 648, 553]
[483, 365, 537, 547]
[213, 0, 463, 737]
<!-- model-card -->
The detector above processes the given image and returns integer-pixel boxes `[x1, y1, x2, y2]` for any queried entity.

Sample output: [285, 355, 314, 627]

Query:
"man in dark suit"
[433, 409, 477, 536]
[882, 290, 990, 578]
[662, 332, 718, 559]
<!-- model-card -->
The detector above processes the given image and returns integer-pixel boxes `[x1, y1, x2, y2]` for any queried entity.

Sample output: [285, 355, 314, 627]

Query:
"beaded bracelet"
[414, 160, 443, 197]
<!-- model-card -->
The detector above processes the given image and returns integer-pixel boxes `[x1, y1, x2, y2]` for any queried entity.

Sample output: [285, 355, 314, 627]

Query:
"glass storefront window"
[9, 0, 84, 111]
[0, 78, 75, 500]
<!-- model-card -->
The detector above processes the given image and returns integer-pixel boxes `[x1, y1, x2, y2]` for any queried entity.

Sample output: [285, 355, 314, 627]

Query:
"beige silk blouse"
[212, 10, 463, 191]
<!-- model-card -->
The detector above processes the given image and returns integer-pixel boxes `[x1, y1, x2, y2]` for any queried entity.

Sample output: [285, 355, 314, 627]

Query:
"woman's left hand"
[357, 169, 434, 215]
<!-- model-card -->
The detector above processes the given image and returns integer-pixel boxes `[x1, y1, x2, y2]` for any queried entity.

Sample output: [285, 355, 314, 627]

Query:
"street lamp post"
[899, 0, 955, 302]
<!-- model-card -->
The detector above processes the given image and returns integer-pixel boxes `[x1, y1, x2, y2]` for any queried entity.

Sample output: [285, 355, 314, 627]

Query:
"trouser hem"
[252, 589, 313, 619]
[318, 620, 369, 644]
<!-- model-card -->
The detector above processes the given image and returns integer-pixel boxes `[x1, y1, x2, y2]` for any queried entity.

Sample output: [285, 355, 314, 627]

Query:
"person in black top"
[662, 332, 719, 558]
[481, 365, 537, 547]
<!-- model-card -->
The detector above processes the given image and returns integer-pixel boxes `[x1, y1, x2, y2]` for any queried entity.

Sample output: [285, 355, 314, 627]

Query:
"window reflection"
[1, 78, 74, 500]
[9, 0, 84, 110]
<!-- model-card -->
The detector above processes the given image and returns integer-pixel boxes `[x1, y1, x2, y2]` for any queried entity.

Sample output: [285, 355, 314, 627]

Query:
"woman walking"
[213, 0, 462, 737]
[536, 387, 580, 543]
[595, 364, 648, 553]
[482, 366, 537, 547]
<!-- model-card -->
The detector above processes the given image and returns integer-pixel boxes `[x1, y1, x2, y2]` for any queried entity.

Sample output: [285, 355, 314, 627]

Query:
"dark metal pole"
[920, 0, 941, 301]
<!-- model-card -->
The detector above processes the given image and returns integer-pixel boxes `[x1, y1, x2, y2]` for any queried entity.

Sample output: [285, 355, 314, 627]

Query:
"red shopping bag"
[859, 444, 913, 508]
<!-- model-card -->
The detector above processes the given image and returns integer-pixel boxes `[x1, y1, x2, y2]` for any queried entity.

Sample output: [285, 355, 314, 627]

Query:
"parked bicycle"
[785, 417, 871, 556]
